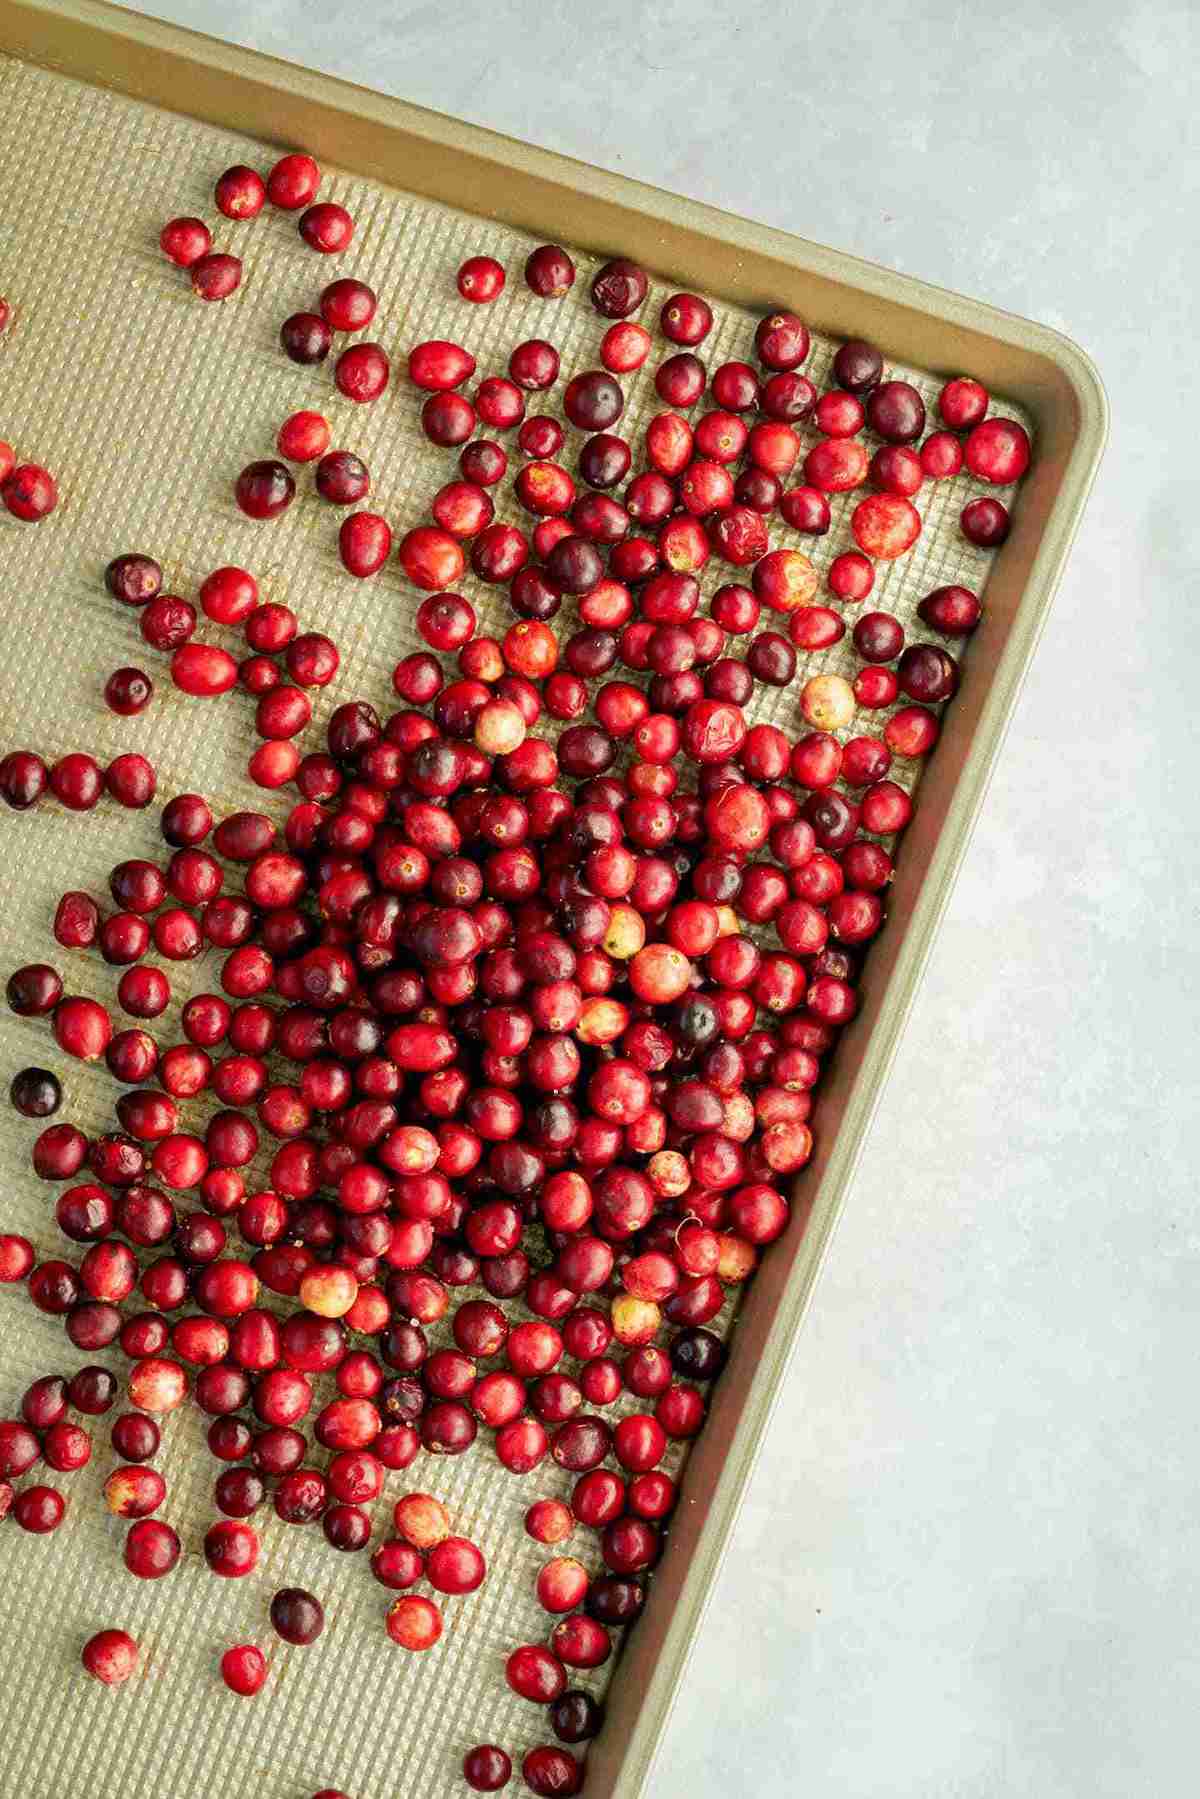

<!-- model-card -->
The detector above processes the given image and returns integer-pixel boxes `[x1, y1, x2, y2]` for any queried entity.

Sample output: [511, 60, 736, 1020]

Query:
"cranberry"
[866, 379, 925, 442]
[965, 416, 1031, 483]
[522, 1748, 582, 1797]
[939, 375, 989, 428]
[0, 750, 48, 808]
[385, 1594, 443, 1651]
[299, 201, 354, 253]
[280, 312, 332, 364]
[463, 1745, 512, 1792]
[918, 584, 981, 635]
[832, 338, 883, 391]
[591, 258, 648, 317]
[106, 553, 163, 606]
[13, 1485, 66, 1533]
[525, 243, 575, 296]
[961, 495, 1010, 546]
[190, 252, 242, 302]
[48, 752, 102, 810]
[160, 216, 211, 266]
[172, 643, 238, 696]
[235, 460, 295, 520]
[265, 151, 319, 208]
[125, 1517, 181, 1579]
[457, 256, 505, 303]
[221, 1644, 268, 1697]
[549, 1690, 604, 1743]
[509, 338, 560, 391]
[3, 462, 58, 520]
[82, 1629, 137, 1685]
[103, 666, 154, 716]
[269, 1587, 324, 1645]
[111, 1413, 160, 1462]
[336, 342, 390, 403]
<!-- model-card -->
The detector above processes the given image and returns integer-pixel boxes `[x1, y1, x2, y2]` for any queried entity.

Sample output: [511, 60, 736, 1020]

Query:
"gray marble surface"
[129, 3, 1200, 1792]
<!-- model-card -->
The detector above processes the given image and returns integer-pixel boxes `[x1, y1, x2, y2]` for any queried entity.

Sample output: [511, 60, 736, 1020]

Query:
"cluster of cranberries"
[160, 151, 352, 302]
[0, 351, 59, 525]
[0, 197, 1031, 1794]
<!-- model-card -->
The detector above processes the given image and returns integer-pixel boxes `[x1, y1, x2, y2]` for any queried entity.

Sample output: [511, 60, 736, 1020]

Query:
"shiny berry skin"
[525, 243, 575, 297]
[965, 416, 1031, 483]
[1, 463, 57, 521]
[81, 1629, 137, 1685]
[591, 258, 648, 318]
[755, 310, 810, 370]
[938, 375, 989, 428]
[269, 1586, 324, 1645]
[522, 1748, 582, 1797]
[1, 750, 48, 808]
[385, 1594, 443, 1650]
[280, 311, 332, 364]
[103, 666, 154, 716]
[13, 1485, 66, 1533]
[961, 496, 1010, 546]
[124, 1517, 182, 1579]
[507, 1643, 566, 1703]
[866, 379, 925, 442]
[160, 216, 211, 266]
[221, 1643, 268, 1696]
[463, 1745, 512, 1792]
[235, 460, 295, 520]
[10, 1065, 61, 1117]
[335, 342, 390, 403]
[266, 153, 321, 209]
[214, 165, 265, 218]
[919, 584, 981, 635]
[299, 202, 354, 254]
[457, 256, 505, 303]
[48, 752, 102, 810]
[190, 253, 242, 302]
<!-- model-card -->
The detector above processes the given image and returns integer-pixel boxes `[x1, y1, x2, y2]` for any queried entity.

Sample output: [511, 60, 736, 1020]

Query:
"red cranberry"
[160, 217, 211, 266]
[938, 375, 989, 428]
[221, 1643, 268, 1697]
[299, 201, 353, 253]
[525, 243, 575, 296]
[918, 584, 981, 635]
[463, 1745, 512, 1792]
[522, 1748, 582, 1797]
[457, 256, 505, 303]
[315, 453, 369, 507]
[81, 1629, 137, 1684]
[267, 153, 320, 208]
[336, 342, 390, 403]
[190, 252, 242, 302]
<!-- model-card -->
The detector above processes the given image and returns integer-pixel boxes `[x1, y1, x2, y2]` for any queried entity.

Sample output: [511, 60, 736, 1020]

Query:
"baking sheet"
[0, 45, 1036, 1799]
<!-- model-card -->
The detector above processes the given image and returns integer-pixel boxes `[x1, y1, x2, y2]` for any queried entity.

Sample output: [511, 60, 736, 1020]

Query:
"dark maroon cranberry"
[591, 258, 648, 318]
[867, 380, 925, 443]
[280, 311, 332, 364]
[269, 1586, 324, 1644]
[315, 451, 370, 505]
[0, 750, 48, 809]
[898, 644, 959, 703]
[961, 496, 1010, 546]
[585, 1574, 644, 1625]
[549, 1689, 604, 1744]
[106, 552, 163, 606]
[918, 584, 982, 635]
[563, 371, 624, 432]
[10, 1066, 61, 1117]
[669, 1327, 727, 1381]
[832, 339, 883, 392]
[546, 537, 603, 595]
[8, 964, 63, 1015]
[578, 433, 632, 489]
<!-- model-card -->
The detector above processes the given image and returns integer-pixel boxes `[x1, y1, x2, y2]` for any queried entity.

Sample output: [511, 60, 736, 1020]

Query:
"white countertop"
[125, 4, 1200, 1792]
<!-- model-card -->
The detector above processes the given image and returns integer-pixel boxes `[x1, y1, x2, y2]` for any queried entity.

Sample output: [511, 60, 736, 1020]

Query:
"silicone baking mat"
[0, 50, 1025, 1798]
